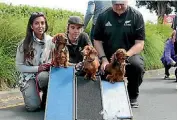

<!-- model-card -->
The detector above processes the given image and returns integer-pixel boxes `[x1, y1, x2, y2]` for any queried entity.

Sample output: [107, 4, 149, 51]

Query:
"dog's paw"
[109, 80, 115, 84]
[91, 76, 97, 81]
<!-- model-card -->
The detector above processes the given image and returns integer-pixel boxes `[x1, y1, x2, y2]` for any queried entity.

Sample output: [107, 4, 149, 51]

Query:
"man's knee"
[37, 71, 49, 89]
[128, 55, 145, 73]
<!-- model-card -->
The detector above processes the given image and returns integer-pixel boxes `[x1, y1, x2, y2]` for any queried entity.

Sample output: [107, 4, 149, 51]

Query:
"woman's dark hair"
[22, 12, 48, 60]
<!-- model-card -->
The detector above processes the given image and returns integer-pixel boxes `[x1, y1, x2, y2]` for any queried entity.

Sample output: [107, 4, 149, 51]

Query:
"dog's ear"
[61, 33, 67, 40]
[91, 48, 98, 56]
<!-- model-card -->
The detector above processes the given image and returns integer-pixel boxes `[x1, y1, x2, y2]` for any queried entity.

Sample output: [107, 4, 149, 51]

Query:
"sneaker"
[130, 99, 139, 108]
[164, 75, 170, 79]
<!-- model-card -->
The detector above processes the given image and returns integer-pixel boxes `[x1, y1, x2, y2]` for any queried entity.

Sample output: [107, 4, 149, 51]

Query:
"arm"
[93, 13, 106, 60]
[93, 14, 109, 73]
[84, 0, 95, 30]
[94, 40, 109, 74]
[94, 40, 108, 61]
[16, 43, 38, 73]
[127, 12, 145, 56]
[126, 40, 144, 56]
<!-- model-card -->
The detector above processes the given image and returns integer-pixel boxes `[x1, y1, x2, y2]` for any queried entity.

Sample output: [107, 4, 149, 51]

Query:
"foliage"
[136, 1, 177, 23]
[0, 47, 17, 89]
[141, 23, 172, 70]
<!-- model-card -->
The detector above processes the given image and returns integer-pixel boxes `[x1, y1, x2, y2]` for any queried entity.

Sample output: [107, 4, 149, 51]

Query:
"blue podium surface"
[45, 66, 74, 120]
[101, 81, 133, 120]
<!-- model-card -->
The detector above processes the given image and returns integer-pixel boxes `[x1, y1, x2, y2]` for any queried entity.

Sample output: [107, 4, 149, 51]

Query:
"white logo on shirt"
[79, 47, 82, 51]
[124, 20, 131, 26]
[105, 21, 112, 26]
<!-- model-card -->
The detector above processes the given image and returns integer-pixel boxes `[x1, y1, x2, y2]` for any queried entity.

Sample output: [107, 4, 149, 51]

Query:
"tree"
[136, 1, 177, 24]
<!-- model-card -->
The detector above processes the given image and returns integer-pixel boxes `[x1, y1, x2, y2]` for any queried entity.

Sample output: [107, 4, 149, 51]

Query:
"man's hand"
[38, 63, 51, 72]
[75, 62, 83, 71]
[100, 58, 109, 75]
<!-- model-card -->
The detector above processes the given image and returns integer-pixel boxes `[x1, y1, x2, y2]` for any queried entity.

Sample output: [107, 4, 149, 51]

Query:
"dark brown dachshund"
[82, 45, 100, 80]
[105, 49, 127, 83]
[51, 33, 69, 67]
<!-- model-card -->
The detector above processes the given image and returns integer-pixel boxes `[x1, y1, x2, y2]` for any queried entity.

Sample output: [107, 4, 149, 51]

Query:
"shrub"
[141, 23, 172, 70]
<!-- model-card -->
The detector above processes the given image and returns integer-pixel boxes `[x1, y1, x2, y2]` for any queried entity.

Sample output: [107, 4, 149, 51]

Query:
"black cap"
[68, 16, 84, 26]
[112, 0, 126, 5]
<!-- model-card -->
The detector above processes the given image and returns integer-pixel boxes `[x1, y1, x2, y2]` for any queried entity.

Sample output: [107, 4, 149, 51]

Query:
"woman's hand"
[38, 63, 51, 72]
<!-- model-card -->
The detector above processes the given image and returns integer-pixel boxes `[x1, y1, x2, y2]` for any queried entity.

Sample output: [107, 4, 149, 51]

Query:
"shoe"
[130, 99, 139, 108]
[164, 75, 170, 79]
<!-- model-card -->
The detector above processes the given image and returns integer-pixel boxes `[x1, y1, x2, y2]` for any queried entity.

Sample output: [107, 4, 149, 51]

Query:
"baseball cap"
[68, 16, 84, 26]
[112, 0, 127, 4]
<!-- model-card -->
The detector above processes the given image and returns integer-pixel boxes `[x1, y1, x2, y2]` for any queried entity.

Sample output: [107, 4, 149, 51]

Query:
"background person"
[84, 0, 112, 44]
[161, 30, 177, 79]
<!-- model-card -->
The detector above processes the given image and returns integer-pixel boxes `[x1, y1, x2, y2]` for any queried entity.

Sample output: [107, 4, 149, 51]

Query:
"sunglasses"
[31, 12, 45, 16]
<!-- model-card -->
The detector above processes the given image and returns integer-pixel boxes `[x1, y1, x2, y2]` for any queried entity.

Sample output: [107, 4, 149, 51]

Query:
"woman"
[16, 12, 53, 111]
[161, 30, 177, 79]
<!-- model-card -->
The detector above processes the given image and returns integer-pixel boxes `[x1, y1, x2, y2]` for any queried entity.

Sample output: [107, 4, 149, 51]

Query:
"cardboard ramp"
[45, 66, 75, 120]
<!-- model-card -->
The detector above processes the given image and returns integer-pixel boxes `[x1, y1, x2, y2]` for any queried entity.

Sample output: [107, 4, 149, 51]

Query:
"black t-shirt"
[66, 32, 92, 64]
[94, 6, 145, 59]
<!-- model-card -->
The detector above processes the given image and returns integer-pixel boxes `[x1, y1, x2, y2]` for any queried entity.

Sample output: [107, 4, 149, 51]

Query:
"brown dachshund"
[105, 49, 127, 83]
[51, 33, 69, 67]
[82, 45, 100, 80]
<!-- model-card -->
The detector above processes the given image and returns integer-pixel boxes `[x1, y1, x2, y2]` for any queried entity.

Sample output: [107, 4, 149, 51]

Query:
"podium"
[45, 67, 133, 120]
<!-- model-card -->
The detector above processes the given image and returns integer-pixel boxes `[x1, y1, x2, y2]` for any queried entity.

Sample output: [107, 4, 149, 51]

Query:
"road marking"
[0, 102, 24, 109]
[0, 96, 23, 102]
[0, 96, 24, 109]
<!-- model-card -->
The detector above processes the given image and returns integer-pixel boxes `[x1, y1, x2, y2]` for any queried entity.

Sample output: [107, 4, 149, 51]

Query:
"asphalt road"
[0, 68, 176, 120]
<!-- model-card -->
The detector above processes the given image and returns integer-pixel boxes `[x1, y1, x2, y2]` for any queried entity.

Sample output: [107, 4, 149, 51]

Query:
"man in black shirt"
[94, 0, 145, 108]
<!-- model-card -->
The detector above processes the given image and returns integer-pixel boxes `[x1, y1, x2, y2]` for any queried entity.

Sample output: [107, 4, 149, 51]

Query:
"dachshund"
[51, 33, 69, 67]
[82, 45, 100, 80]
[105, 48, 127, 83]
